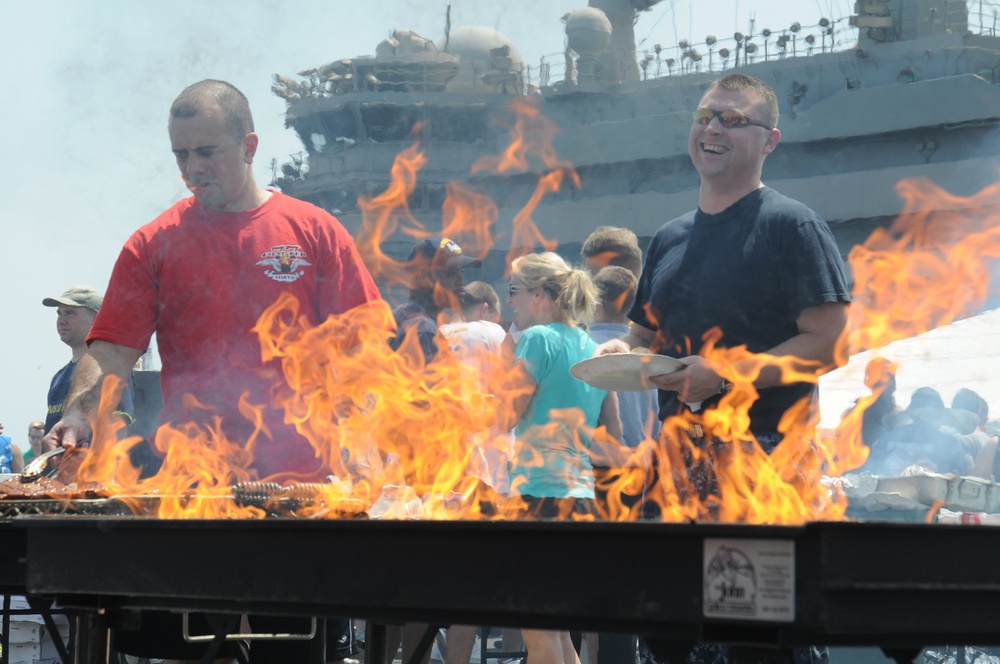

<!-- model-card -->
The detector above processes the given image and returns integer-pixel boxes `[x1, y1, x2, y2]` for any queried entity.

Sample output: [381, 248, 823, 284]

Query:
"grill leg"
[406, 625, 439, 664]
[881, 647, 923, 664]
[36, 606, 72, 664]
[2, 594, 10, 664]
[198, 613, 242, 664]
[75, 609, 109, 664]
[312, 618, 327, 664]
[367, 621, 387, 664]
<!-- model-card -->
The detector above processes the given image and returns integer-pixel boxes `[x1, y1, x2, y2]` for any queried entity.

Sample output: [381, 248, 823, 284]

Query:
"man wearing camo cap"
[42, 286, 134, 434]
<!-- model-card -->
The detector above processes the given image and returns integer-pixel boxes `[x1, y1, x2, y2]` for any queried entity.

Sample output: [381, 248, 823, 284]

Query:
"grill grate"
[0, 484, 368, 519]
[0, 498, 134, 518]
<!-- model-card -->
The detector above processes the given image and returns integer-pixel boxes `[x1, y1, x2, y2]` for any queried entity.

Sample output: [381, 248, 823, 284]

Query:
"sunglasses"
[693, 108, 774, 131]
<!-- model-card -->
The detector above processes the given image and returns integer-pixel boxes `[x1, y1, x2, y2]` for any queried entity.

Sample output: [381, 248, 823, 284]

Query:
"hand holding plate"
[650, 356, 723, 401]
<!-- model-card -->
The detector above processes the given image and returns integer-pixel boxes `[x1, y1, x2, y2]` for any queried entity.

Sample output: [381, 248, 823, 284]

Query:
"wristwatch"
[718, 378, 733, 395]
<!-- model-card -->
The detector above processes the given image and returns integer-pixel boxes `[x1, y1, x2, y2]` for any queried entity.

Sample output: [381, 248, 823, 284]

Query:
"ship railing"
[522, 1, 1000, 87]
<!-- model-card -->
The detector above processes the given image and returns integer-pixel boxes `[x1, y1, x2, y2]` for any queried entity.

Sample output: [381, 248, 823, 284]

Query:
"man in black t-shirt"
[595, 70, 849, 664]
[596, 73, 850, 448]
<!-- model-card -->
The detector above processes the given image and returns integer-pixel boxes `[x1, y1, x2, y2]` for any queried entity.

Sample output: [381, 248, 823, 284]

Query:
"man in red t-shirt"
[45, 79, 381, 478]
[41, 79, 380, 662]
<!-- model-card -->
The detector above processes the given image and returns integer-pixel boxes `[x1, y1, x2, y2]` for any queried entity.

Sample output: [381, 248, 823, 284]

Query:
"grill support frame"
[11, 517, 1000, 662]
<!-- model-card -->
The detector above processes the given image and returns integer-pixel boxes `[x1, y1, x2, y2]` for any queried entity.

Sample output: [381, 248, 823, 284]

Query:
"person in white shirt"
[440, 282, 523, 664]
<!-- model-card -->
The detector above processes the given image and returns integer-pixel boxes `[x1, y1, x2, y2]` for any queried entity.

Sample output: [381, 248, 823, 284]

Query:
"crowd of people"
[13, 70, 984, 664]
[840, 358, 998, 480]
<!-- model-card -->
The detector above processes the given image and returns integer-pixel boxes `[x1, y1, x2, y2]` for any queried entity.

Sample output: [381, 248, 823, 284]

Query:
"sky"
[0, 0, 866, 448]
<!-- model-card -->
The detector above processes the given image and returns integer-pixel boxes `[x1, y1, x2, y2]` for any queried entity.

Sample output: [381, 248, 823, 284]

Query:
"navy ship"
[270, 0, 1000, 298]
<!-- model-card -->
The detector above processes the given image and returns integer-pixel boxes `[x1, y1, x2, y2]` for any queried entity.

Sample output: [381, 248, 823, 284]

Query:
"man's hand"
[41, 411, 90, 453]
[594, 323, 657, 357]
[649, 355, 723, 403]
[594, 338, 630, 356]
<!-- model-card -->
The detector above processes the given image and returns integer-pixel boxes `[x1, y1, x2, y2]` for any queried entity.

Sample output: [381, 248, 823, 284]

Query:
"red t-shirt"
[90, 192, 382, 479]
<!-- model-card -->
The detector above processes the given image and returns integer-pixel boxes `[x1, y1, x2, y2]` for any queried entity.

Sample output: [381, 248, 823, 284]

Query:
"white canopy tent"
[818, 307, 1000, 430]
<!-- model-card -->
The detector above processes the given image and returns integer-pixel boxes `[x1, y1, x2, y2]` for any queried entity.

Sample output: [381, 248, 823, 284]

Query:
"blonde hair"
[510, 252, 599, 327]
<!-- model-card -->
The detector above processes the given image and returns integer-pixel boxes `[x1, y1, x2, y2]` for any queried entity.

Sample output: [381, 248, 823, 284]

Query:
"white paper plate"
[570, 353, 684, 392]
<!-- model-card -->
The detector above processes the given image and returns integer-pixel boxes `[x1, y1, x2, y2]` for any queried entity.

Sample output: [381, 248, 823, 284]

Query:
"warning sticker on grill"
[703, 538, 794, 622]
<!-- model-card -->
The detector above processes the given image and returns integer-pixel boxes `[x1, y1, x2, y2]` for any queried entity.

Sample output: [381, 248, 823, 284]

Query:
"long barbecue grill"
[8, 515, 1000, 664]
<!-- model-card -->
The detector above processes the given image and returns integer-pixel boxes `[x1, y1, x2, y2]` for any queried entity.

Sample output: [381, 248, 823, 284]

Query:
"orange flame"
[471, 97, 580, 268]
[73, 375, 266, 518]
[849, 177, 1000, 351]
[354, 139, 428, 286]
[253, 292, 534, 518]
[829, 177, 1000, 463]
[600, 330, 848, 525]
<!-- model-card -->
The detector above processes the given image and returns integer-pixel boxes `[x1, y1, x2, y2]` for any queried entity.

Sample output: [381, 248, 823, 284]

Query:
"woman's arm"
[599, 391, 623, 442]
[497, 363, 537, 432]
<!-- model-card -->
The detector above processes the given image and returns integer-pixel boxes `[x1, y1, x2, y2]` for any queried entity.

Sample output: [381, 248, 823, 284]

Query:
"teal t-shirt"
[511, 323, 607, 499]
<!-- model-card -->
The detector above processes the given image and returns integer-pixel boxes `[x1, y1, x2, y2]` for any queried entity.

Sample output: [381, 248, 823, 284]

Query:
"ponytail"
[510, 252, 599, 327]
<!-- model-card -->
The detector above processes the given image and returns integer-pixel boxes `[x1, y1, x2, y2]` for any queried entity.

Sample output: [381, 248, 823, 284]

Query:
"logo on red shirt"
[256, 245, 312, 282]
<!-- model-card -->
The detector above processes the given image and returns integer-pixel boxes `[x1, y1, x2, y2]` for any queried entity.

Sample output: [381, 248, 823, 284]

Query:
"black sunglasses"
[693, 108, 774, 131]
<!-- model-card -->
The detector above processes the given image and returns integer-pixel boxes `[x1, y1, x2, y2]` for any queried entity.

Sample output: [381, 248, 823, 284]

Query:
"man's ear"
[244, 133, 260, 163]
[762, 128, 780, 155]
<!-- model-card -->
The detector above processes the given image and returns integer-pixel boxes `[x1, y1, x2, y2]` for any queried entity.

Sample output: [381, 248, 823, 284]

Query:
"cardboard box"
[8, 633, 68, 663]
[9, 620, 70, 644]
[876, 473, 1000, 512]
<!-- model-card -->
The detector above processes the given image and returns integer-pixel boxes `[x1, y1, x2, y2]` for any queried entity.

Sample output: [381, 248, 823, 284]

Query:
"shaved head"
[170, 79, 254, 141]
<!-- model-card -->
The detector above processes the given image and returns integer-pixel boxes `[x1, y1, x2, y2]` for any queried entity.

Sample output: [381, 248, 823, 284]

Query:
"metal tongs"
[20, 447, 69, 483]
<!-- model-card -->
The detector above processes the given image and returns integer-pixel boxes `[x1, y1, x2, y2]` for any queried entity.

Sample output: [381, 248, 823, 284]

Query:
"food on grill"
[232, 481, 369, 518]
[0, 476, 367, 519]
[0, 476, 108, 500]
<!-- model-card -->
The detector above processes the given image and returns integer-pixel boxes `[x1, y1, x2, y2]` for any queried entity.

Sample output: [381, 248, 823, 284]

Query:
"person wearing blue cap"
[390, 236, 481, 362]
[41, 285, 135, 436]
[385, 236, 483, 664]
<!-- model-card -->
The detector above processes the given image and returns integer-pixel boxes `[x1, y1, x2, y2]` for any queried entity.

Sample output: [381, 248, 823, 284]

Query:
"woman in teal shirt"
[504, 252, 621, 664]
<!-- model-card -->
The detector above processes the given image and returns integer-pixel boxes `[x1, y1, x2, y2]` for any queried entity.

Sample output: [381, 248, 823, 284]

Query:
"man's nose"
[704, 117, 726, 132]
[184, 154, 208, 177]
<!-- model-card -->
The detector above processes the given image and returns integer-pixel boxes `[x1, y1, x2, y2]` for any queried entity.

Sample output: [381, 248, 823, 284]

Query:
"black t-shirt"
[628, 187, 851, 434]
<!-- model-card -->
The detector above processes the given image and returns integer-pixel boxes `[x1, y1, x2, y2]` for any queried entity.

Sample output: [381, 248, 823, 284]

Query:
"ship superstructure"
[273, 0, 1000, 290]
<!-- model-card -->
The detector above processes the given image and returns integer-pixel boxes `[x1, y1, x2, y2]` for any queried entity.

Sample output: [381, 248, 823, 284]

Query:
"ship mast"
[590, 0, 665, 84]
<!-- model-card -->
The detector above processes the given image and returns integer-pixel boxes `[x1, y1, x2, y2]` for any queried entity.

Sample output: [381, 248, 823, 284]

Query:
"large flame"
[254, 292, 531, 518]
[472, 97, 580, 267]
[848, 177, 1000, 350]
[829, 177, 1000, 469]
[592, 331, 848, 524]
